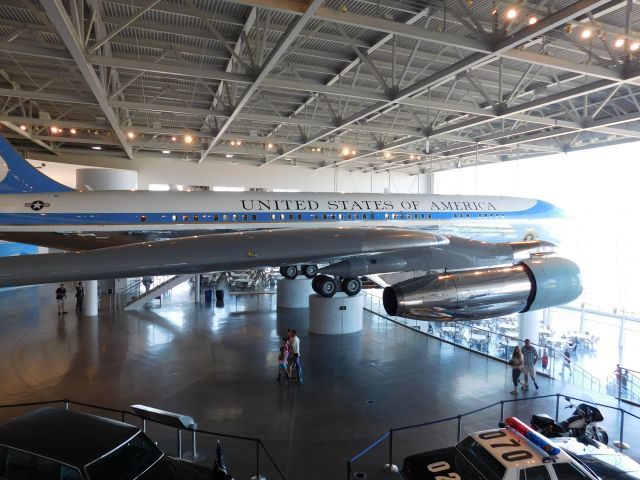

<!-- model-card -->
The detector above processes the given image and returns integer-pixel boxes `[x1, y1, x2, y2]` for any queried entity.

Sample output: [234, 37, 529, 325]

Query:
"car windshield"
[85, 432, 162, 480]
[456, 436, 506, 480]
[552, 462, 595, 480]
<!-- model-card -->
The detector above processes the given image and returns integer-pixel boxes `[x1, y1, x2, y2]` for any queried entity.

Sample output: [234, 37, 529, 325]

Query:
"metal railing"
[362, 291, 602, 392]
[346, 393, 640, 479]
[0, 399, 286, 480]
[607, 367, 640, 404]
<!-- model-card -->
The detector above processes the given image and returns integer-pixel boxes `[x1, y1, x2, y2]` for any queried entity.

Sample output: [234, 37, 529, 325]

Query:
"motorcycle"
[530, 398, 609, 444]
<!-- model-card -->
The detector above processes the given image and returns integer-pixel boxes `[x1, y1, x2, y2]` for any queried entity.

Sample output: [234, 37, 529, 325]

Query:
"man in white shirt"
[289, 329, 303, 384]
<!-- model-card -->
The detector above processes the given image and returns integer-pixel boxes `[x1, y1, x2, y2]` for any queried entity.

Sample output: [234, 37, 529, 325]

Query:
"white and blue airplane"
[0, 136, 581, 321]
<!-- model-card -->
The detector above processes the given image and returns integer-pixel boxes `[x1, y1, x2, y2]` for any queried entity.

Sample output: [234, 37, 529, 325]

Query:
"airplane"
[0, 136, 582, 321]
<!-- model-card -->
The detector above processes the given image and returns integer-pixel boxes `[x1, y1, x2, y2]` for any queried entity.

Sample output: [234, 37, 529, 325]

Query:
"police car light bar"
[505, 417, 561, 456]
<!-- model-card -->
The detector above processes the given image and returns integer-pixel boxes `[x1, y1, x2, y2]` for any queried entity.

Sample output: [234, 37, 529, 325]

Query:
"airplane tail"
[0, 136, 74, 193]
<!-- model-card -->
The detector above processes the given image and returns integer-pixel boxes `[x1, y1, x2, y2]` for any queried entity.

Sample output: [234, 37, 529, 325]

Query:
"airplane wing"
[0, 227, 448, 288]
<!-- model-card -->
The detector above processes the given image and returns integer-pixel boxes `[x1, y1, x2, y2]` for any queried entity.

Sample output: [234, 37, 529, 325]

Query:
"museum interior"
[0, 1, 639, 479]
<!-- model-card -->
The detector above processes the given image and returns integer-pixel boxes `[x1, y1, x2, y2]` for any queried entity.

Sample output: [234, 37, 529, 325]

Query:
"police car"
[401, 417, 600, 480]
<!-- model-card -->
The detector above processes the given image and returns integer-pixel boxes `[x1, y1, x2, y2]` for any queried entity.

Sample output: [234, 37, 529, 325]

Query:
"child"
[277, 347, 289, 381]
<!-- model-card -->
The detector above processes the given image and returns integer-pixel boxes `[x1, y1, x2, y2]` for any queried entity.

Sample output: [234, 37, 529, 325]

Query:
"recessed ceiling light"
[171, 136, 177, 142]
[162, 150, 170, 154]
[91, 146, 102, 150]
[528, 16, 537, 25]
[19, 125, 27, 131]
[127, 131, 135, 139]
[267, 143, 273, 149]
[50, 126, 59, 134]
[184, 135, 193, 144]
[225, 154, 233, 158]
[70, 128, 77, 134]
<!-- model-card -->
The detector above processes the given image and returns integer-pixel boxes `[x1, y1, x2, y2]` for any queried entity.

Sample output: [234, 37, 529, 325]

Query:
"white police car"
[401, 417, 600, 480]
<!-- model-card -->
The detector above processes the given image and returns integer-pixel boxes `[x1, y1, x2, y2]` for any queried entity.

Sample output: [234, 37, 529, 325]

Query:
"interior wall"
[27, 154, 425, 194]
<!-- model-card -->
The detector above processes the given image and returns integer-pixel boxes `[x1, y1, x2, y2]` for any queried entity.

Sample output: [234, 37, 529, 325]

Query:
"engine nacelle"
[382, 256, 582, 321]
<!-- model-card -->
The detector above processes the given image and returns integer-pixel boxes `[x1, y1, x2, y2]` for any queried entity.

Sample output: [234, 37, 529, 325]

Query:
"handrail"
[362, 291, 604, 393]
[347, 392, 639, 477]
[0, 399, 286, 480]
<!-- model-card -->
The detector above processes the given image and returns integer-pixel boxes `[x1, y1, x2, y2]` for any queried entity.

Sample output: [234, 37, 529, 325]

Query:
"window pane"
[520, 466, 551, 480]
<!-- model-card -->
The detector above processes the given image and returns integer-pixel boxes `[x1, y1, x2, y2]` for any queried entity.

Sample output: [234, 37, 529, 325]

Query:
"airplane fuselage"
[0, 191, 561, 244]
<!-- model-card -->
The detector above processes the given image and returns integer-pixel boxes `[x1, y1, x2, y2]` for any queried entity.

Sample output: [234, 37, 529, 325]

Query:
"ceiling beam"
[40, 0, 134, 160]
[264, 0, 619, 167]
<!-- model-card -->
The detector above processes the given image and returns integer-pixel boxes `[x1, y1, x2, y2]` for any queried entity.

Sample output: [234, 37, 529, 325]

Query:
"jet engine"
[382, 256, 581, 321]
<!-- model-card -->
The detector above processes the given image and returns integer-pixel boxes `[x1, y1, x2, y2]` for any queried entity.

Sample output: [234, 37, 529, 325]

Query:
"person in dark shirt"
[55, 284, 67, 315]
[75, 282, 85, 312]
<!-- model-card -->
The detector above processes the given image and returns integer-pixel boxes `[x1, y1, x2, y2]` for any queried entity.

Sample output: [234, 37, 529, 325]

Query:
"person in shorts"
[521, 338, 539, 390]
[55, 284, 67, 315]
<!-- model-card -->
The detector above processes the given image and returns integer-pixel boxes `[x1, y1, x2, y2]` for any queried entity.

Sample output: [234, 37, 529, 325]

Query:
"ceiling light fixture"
[225, 154, 233, 158]
[70, 128, 77, 134]
[236, 140, 241, 146]
[230, 140, 236, 146]
[581, 28, 593, 39]
[384, 152, 391, 158]
[528, 16, 538, 25]
[171, 136, 177, 142]
[351, 149, 356, 155]
[505, 7, 518, 20]
[50, 126, 59, 134]
[342, 147, 350, 156]
[267, 143, 273, 149]
[631, 41, 640, 51]
[184, 135, 193, 144]
[91, 146, 102, 150]
[19, 125, 27, 131]
[127, 131, 135, 139]
[162, 150, 170, 154]
[615, 38, 625, 48]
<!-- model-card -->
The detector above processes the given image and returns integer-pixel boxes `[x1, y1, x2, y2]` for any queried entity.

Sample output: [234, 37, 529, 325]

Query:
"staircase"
[124, 274, 193, 310]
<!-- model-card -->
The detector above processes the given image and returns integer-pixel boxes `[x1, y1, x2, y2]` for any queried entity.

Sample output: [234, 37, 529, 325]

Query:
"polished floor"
[0, 283, 638, 480]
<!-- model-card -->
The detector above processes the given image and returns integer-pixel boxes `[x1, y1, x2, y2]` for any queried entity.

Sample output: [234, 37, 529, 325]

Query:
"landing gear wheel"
[282, 265, 298, 279]
[315, 275, 337, 297]
[301, 264, 318, 279]
[341, 277, 362, 296]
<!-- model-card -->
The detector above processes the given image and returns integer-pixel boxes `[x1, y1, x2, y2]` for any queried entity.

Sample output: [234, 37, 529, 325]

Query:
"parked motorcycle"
[530, 399, 609, 444]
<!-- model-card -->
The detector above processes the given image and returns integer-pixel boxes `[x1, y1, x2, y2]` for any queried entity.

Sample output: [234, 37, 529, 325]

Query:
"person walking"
[277, 347, 289, 381]
[55, 284, 67, 315]
[75, 282, 85, 312]
[562, 345, 572, 375]
[508, 345, 523, 394]
[289, 329, 302, 384]
[521, 338, 539, 390]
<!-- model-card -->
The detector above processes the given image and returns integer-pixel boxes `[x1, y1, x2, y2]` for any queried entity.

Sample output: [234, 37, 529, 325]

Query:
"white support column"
[519, 310, 542, 346]
[277, 278, 314, 308]
[309, 294, 364, 334]
[84, 280, 98, 316]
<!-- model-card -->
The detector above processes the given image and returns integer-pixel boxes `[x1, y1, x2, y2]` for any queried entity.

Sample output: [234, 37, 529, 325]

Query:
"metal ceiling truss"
[0, 0, 638, 173]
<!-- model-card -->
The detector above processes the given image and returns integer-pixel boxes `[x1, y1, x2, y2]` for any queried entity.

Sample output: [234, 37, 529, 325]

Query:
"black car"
[0, 407, 219, 479]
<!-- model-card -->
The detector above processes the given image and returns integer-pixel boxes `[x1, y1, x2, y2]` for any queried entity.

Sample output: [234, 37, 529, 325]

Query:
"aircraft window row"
[138, 212, 512, 223]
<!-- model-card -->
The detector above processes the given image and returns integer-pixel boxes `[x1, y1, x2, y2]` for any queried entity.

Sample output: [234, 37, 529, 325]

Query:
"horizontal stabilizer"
[0, 227, 447, 288]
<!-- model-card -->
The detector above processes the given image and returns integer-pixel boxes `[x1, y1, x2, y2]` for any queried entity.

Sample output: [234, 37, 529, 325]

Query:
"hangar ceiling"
[1, 0, 640, 175]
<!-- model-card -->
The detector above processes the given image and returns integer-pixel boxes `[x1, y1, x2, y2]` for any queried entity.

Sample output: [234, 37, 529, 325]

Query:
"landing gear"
[301, 264, 318, 279]
[341, 277, 362, 296]
[314, 275, 338, 297]
[311, 275, 362, 297]
[281, 265, 298, 279]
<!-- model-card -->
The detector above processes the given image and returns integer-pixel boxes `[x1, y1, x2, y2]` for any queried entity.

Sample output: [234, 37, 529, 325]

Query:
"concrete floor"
[0, 283, 638, 480]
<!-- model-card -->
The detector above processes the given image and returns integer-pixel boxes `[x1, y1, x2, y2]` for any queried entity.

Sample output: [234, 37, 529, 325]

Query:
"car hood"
[138, 457, 216, 479]
[555, 438, 640, 480]
[402, 447, 479, 480]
